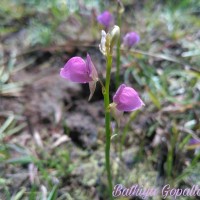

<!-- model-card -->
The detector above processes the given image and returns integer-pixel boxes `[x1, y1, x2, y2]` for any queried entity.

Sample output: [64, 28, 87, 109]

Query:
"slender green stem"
[119, 111, 139, 159]
[119, 120, 130, 159]
[115, 12, 121, 88]
[104, 54, 113, 200]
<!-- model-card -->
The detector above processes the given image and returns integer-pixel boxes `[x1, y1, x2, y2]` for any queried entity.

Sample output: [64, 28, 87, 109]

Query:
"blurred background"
[0, 0, 200, 199]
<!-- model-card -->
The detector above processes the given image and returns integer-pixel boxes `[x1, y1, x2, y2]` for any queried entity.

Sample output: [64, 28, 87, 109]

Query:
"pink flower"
[97, 11, 113, 29]
[60, 54, 98, 83]
[123, 32, 140, 49]
[113, 84, 144, 112]
[60, 54, 98, 100]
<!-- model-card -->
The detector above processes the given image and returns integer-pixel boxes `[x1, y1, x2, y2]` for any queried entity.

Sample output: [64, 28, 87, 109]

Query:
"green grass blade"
[47, 186, 58, 200]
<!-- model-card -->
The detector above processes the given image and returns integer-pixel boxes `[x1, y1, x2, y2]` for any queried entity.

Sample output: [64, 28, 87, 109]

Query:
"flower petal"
[86, 54, 98, 81]
[88, 80, 97, 101]
[113, 84, 126, 104]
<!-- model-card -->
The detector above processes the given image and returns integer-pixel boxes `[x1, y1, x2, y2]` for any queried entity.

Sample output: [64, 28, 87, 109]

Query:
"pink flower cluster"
[60, 55, 144, 112]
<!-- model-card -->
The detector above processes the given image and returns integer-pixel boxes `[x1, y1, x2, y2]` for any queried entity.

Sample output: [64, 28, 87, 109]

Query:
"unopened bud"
[123, 32, 140, 49]
[99, 25, 120, 56]
[117, 0, 124, 14]
[99, 30, 107, 56]
[110, 25, 120, 51]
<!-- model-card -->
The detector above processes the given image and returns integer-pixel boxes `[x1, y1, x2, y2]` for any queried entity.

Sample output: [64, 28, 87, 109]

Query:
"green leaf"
[47, 185, 58, 200]
[5, 155, 34, 164]
[147, 89, 161, 109]
[178, 134, 191, 150]
[0, 115, 14, 135]
[13, 187, 26, 200]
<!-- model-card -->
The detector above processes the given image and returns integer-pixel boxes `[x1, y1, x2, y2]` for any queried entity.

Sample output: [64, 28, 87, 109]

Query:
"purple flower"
[188, 138, 200, 146]
[60, 54, 98, 83]
[97, 11, 113, 29]
[60, 54, 98, 100]
[113, 84, 144, 112]
[187, 138, 200, 150]
[123, 32, 140, 48]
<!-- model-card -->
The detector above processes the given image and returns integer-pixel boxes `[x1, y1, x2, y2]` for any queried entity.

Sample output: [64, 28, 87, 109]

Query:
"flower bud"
[123, 32, 140, 49]
[99, 25, 120, 56]
[99, 30, 107, 56]
[110, 25, 120, 51]
[117, 0, 124, 14]
[97, 11, 113, 29]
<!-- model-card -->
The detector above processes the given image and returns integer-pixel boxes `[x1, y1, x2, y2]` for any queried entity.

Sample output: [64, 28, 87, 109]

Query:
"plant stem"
[104, 54, 113, 200]
[119, 111, 139, 159]
[115, 12, 121, 88]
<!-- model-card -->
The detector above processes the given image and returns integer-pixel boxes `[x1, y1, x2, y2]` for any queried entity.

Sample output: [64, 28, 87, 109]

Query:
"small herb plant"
[60, 23, 144, 199]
